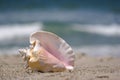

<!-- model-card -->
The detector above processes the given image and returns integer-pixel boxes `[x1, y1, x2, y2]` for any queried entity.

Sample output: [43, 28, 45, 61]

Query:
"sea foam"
[0, 22, 43, 41]
[72, 24, 120, 37]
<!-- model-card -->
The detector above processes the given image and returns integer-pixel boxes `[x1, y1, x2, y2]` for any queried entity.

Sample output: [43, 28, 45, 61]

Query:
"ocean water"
[0, 0, 120, 56]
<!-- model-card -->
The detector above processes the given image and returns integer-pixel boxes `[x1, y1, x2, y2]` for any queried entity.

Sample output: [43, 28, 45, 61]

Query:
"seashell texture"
[19, 31, 75, 72]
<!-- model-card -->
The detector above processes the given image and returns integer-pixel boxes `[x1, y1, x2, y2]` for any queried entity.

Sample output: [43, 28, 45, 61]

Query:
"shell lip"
[66, 66, 74, 71]
[30, 31, 60, 44]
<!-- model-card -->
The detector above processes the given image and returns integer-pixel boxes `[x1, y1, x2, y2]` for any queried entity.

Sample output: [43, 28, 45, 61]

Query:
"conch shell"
[19, 31, 75, 72]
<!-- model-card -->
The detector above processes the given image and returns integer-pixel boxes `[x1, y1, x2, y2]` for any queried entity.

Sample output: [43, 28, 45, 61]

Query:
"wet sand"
[0, 53, 120, 80]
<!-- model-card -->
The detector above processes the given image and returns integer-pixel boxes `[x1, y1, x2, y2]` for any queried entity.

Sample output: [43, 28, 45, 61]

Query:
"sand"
[0, 53, 120, 80]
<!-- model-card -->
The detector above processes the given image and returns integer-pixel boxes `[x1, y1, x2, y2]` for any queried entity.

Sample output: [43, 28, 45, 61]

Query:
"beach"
[0, 53, 120, 80]
[0, 0, 120, 80]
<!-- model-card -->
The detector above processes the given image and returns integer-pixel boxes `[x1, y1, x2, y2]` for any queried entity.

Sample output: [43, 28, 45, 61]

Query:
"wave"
[74, 45, 120, 56]
[72, 24, 120, 37]
[0, 22, 43, 41]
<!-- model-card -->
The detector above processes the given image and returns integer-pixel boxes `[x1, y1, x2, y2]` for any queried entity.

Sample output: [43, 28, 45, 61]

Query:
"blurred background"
[0, 0, 120, 56]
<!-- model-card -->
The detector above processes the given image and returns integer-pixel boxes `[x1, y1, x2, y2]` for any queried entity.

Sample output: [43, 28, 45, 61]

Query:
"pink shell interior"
[30, 31, 74, 68]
